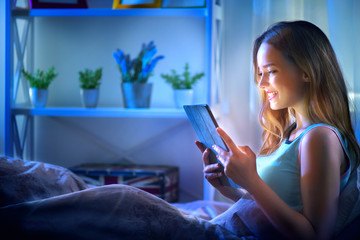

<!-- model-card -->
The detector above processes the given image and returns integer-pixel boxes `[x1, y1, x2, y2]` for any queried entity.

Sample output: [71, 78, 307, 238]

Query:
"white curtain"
[327, 0, 360, 139]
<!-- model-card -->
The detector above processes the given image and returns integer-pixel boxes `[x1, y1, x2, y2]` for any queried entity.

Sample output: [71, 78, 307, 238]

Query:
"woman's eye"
[268, 70, 277, 74]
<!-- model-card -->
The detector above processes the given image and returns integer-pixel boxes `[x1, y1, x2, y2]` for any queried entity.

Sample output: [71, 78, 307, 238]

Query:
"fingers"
[212, 144, 227, 165]
[195, 141, 217, 167]
[238, 145, 256, 158]
[204, 171, 223, 181]
[203, 163, 223, 181]
[203, 162, 222, 173]
[216, 127, 237, 150]
[237, 145, 247, 154]
[202, 148, 211, 166]
[212, 144, 226, 155]
[195, 141, 206, 152]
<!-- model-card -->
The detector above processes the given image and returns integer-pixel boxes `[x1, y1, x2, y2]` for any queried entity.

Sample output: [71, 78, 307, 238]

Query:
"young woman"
[197, 20, 360, 240]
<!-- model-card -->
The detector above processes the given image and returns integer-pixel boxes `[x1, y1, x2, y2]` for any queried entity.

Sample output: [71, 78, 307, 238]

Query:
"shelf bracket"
[13, 17, 32, 104]
[12, 114, 33, 159]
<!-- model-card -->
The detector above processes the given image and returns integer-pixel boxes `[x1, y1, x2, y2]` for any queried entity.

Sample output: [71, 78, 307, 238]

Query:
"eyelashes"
[257, 70, 277, 77]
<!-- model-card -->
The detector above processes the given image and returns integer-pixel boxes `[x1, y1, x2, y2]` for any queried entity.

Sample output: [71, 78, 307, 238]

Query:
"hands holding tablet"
[184, 104, 257, 200]
[212, 127, 258, 193]
[195, 127, 257, 202]
[195, 140, 242, 202]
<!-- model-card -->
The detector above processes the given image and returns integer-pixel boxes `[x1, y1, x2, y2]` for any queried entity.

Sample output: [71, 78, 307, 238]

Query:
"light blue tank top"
[256, 123, 352, 212]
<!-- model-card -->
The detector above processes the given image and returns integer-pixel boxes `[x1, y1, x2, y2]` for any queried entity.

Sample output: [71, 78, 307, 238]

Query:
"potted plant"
[21, 66, 58, 108]
[161, 62, 204, 108]
[79, 67, 102, 108]
[113, 41, 164, 108]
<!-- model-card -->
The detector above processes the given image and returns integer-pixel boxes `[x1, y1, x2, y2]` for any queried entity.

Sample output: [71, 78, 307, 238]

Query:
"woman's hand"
[195, 141, 225, 189]
[195, 138, 247, 202]
[212, 127, 259, 192]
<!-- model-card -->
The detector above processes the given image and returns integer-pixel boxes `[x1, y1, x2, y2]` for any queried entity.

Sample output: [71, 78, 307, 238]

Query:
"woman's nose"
[258, 74, 268, 89]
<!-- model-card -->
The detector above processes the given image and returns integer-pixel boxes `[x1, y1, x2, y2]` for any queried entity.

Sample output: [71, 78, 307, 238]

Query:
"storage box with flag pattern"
[70, 164, 179, 202]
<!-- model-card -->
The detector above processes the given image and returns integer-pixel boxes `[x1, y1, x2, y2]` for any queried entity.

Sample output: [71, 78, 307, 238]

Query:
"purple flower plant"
[113, 41, 164, 83]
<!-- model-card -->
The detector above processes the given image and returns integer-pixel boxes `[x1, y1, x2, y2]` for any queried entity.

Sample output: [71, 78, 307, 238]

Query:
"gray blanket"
[1, 156, 358, 239]
[0, 156, 257, 239]
[1, 184, 245, 240]
[0, 156, 89, 207]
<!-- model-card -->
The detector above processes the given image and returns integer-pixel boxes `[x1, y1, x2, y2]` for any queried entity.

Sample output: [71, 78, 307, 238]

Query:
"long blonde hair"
[253, 21, 359, 167]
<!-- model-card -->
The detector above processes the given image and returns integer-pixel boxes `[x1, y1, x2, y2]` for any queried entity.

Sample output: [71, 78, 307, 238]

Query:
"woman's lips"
[266, 91, 278, 101]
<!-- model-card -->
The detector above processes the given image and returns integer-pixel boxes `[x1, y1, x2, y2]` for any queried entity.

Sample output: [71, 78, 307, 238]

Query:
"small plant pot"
[121, 82, 152, 108]
[174, 89, 194, 108]
[29, 87, 48, 108]
[80, 89, 99, 108]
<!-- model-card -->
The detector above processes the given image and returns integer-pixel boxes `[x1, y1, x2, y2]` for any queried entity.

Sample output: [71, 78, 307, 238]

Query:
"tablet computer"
[183, 104, 240, 188]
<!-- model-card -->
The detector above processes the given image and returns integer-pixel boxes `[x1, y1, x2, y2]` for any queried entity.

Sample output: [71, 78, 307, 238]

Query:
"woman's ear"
[303, 72, 310, 82]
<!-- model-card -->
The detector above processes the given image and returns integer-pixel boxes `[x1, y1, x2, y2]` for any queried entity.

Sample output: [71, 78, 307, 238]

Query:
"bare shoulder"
[299, 126, 344, 171]
[301, 126, 342, 149]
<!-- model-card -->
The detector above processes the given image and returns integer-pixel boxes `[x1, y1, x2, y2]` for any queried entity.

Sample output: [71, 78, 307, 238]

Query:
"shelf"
[6, 0, 218, 201]
[11, 107, 187, 118]
[12, 8, 208, 17]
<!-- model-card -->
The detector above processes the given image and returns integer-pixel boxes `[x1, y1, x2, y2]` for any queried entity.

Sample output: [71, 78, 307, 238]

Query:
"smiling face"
[257, 43, 308, 113]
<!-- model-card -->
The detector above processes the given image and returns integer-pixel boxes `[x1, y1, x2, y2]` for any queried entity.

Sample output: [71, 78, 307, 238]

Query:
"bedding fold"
[0, 184, 242, 240]
[0, 156, 88, 207]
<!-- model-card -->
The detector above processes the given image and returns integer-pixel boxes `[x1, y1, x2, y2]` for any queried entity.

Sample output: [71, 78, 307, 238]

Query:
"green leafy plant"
[21, 66, 58, 89]
[79, 67, 102, 89]
[161, 62, 204, 89]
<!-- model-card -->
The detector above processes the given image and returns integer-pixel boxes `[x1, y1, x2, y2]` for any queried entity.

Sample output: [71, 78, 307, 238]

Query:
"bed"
[1, 155, 359, 239]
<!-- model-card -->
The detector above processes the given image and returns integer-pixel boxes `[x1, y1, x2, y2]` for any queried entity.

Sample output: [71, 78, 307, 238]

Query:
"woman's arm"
[298, 127, 343, 239]
[214, 127, 344, 240]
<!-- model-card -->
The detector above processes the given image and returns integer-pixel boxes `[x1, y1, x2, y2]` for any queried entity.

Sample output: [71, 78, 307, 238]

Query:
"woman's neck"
[294, 110, 312, 130]
[289, 112, 312, 141]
